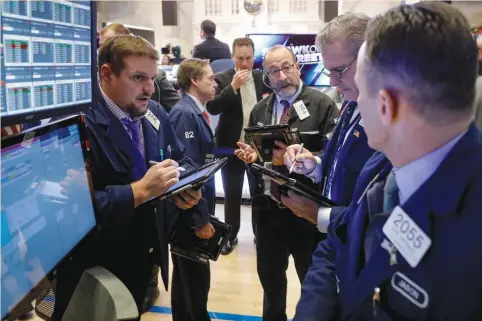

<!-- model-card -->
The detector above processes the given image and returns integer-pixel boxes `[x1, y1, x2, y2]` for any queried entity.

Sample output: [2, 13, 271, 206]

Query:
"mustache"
[274, 81, 294, 91]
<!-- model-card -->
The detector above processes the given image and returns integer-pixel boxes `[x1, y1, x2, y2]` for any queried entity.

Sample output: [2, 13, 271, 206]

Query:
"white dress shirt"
[186, 93, 205, 113]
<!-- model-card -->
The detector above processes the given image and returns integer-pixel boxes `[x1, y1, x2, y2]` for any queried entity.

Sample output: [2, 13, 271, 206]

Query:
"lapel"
[264, 94, 276, 124]
[333, 115, 363, 174]
[183, 94, 214, 139]
[141, 102, 162, 164]
[287, 88, 311, 128]
[342, 160, 393, 290]
[343, 125, 481, 317]
[264, 85, 311, 126]
[253, 70, 265, 101]
[92, 96, 135, 171]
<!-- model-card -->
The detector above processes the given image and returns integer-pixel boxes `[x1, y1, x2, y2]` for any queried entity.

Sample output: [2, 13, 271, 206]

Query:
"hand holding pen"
[284, 143, 318, 175]
[289, 143, 304, 174]
[152, 146, 186, 171]
[132, 159, 180, 207]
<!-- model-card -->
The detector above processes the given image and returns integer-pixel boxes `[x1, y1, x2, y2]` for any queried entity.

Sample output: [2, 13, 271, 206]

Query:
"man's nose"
[329, 75, 340, 87]
[145, 79, 155, 95]
[279, 70, 288, 81]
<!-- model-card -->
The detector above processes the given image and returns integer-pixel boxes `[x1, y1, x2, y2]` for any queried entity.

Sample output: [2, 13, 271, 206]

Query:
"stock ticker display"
[1, 0, 93, 117]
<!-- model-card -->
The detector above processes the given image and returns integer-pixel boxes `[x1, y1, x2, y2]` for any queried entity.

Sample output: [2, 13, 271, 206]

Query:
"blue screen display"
[1, 122, 96, 318]
[247, 33, 331, 87]
[1, 0, 93, 117]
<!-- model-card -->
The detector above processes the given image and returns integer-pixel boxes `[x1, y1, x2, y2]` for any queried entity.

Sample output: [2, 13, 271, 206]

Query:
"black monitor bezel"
[1, 1, 98, 126]
[1, 114, 98, 321]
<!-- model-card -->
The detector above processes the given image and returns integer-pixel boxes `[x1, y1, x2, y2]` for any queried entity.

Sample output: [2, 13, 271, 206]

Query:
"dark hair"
[98, 35, 159, 76]
[176, 58, 210, 92]
[100, 23, 130, 37]
[201, 20, 216, 37]
[232, 37, 255, 55]
[364, 2, 478, 123]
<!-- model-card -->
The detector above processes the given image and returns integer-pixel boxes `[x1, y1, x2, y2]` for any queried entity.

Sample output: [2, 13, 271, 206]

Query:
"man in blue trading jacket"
[282, 12, 374, 232]
[52, 35, 207, 321]
[168, 58, 217, 321]
[291, 3, 482, 320]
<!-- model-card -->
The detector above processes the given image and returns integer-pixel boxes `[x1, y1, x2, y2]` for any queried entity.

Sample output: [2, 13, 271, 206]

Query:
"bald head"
[263, 45, 297, 68]
[99, 23, 131, 46]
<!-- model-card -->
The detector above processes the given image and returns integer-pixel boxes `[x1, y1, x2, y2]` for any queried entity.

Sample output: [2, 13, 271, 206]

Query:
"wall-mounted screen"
[1, 0, 97, 126]
[247, 33, 330, 87]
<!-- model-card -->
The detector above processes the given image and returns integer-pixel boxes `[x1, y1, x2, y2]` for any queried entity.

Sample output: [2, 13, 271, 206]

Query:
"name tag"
[391, 272, 429, 309]
[145, 109, 160, 130]
[293, 101, 310, 120]
[383, 206, 431, 268]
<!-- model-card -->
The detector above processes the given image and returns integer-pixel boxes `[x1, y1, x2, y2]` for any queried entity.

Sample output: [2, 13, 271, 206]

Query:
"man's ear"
[378, 89, 398, 126]
[190, 77, 199, 89]
[100, 64, 113, 82]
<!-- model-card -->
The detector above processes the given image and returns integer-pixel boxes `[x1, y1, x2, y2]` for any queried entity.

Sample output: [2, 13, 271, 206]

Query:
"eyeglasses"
[321, 59, 356, 79]
[266, 64, 296, 78]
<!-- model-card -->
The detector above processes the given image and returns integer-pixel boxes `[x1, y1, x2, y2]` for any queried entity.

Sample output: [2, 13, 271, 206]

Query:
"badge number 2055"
[392, 214, 424, 249]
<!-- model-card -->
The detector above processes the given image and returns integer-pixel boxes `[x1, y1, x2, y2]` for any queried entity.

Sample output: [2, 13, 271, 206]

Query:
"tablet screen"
[165, 163, 217, 194]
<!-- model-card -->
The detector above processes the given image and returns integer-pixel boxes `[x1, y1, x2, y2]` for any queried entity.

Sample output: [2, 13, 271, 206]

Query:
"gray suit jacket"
[151, 69, 181, 112]
[475, 77, 482, 129]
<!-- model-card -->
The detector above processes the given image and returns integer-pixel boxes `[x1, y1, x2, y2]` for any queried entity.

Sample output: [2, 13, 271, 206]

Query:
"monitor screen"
[1, 116, 96, 319]
[0, 0, 97, 126]
[247, 33, 331, 87]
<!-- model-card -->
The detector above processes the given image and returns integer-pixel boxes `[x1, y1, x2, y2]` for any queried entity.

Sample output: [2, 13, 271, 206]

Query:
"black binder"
[169, 216, 232, 264]
[244, 124, 302, 162]
[249, 163, 338, 207]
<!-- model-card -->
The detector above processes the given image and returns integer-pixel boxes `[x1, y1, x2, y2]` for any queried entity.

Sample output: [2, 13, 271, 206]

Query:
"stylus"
[149, 160, 186, 171]
[289, 143, 304, 174]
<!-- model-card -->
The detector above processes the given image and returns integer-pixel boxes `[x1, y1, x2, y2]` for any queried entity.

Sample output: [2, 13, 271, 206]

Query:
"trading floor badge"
[381, 238, 398, 265]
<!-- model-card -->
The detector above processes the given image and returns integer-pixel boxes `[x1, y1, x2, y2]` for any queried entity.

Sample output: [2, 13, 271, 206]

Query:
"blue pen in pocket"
[160, 148, 164, 161]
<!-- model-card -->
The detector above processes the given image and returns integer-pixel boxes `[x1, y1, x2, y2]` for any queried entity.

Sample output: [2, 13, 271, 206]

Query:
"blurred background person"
[161, 55, 172, 65]
[98, 23, 130, 47]
[206, 37, 270, 254]
[192, 20, 231, 62]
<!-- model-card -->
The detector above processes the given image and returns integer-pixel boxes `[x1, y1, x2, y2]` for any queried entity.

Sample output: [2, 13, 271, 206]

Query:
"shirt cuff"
[307, 156, 323, 183]
[317, 207, 332, 233]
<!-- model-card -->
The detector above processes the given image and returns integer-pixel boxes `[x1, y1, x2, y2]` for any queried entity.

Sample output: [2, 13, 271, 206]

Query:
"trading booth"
[1, 1, 136, 320]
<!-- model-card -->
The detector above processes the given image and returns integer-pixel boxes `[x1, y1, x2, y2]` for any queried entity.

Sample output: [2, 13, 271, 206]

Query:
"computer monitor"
[1, 115, 97, 319]
[0, 0, 97, 126]
[247, 33, 331, 87]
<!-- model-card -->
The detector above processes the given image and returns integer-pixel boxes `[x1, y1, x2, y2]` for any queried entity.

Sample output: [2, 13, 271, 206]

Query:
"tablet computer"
[249, 163, 337, 207]
[244, 124, 302, 162]
[159, 157, 227, 200]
